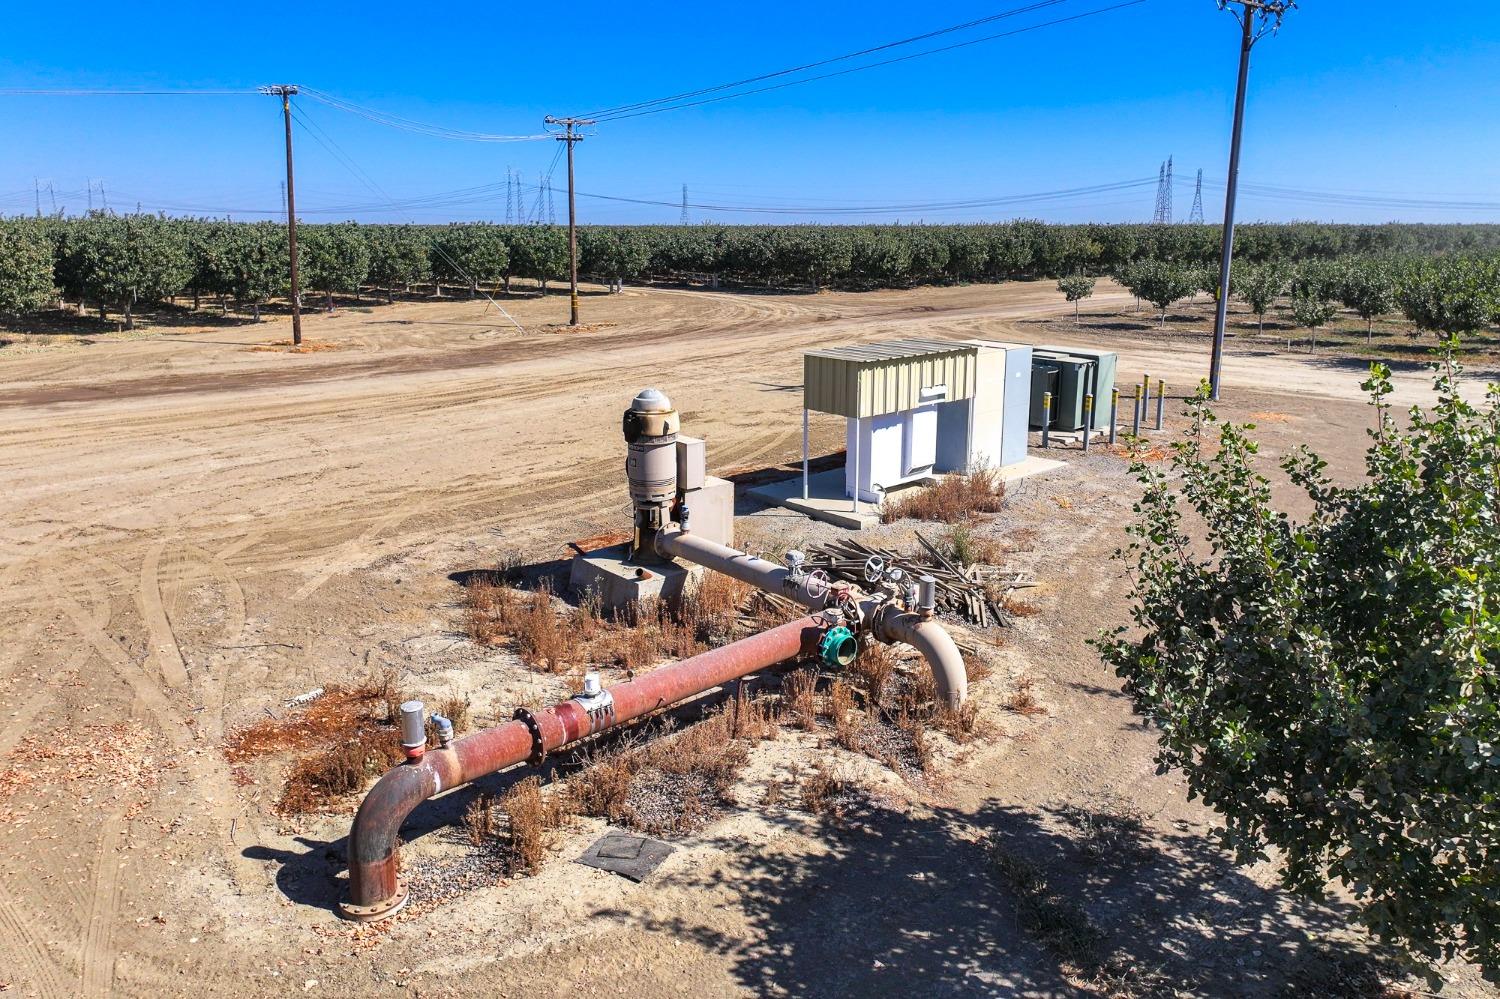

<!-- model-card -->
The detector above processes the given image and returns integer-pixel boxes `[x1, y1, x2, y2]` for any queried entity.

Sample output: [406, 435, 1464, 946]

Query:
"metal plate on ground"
[575, 830, 675, 882]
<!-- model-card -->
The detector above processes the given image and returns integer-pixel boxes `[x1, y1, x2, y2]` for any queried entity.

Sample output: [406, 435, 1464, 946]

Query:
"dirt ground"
[0, 280, 1492, 998]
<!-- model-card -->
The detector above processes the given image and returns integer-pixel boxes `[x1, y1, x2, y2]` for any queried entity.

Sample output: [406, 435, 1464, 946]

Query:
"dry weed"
[728, 683, 780, 744]
[435, 694, 471, 734]
[463, 793, 496, 847]
[850, 643, 896, 709]
[1006, 677, 1047, 716]
[828, 679, 861, 751]
[782, 669, 819, 731]
[882, 467, 1005, 524]
[499, 776, 570, 876]
[800, 761, 862, 820]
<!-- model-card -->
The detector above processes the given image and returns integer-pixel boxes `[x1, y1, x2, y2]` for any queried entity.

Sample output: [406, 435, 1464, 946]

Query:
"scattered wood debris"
[803, 533, 1034, 628]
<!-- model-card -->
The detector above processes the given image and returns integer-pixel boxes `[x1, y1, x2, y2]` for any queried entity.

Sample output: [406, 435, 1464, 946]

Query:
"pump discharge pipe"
[342, 613, 836, 921]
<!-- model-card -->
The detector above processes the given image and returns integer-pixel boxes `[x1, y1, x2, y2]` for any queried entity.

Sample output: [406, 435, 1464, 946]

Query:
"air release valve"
[817, 625, 859, 668]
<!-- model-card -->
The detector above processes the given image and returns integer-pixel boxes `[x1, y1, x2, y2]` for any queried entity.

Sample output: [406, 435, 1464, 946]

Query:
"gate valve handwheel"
[862, 556, 886, 584]
[817, 625, 859, 668]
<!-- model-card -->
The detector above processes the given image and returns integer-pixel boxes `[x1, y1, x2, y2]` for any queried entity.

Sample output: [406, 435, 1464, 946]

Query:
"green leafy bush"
[1097, 349, 1500, 981]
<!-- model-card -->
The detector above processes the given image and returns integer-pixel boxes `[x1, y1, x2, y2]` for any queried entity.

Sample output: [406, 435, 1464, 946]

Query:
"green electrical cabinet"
[1029, 364, 1059, 428]
[1032, 351, 1095, 432]
[1039, 345, 1117, 430]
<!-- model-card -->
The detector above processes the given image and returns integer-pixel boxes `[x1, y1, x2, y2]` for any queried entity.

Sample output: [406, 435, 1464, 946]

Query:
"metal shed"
[801, 339, 981, 509]
[803, 339, 979, 419]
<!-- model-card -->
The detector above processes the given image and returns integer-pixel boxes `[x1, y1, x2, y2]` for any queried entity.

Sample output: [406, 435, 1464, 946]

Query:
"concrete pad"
[745, 457, 1065, 530]
[744, 468, 887, 530]
[568, 543, 701, 611]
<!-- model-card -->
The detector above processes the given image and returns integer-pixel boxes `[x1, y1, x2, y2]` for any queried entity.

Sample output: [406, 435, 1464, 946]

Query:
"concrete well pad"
[744, 456, 1066, 531]
[568, 543, 703, 611]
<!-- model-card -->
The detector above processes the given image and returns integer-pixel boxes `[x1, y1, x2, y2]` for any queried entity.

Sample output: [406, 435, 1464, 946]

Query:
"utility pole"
[1209, 0, 1294, 400]
[544, 116, 595, 327]
[262, 85, 303, 345]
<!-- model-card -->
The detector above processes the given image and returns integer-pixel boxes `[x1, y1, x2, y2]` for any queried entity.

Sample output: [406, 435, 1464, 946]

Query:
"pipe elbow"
[341, 752, 460, 919]
[876, 610, 967, 710]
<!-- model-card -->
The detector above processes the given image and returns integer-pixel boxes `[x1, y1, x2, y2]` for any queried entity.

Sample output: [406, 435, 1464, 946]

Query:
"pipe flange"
[512, 706, 547, 766]
[338, 885, 409, 922]
[817, 626, 859, 668]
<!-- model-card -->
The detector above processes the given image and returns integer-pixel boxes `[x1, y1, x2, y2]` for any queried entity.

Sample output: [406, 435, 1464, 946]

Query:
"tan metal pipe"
[656, 527, 967, 708]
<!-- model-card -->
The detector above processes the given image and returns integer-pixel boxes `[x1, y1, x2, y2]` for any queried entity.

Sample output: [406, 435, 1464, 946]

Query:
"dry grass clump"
[997, 591, 1041, 618]
[226, 670, 475, 815]
[850, 642, 896, 708]
[941, 522, 1008, 567]
[800, 761, 863, 820]
[1005, 677, 1047, 716]
[882, 466, 1005, 524]
[680, 572, 754, 645]
[435, 694, 471, 734]
[499, 776, 572, 876]
[568, 710, 754, 838]
[276, 730, 403, 814]
[728, 683, 781, 743]
[463, 792, 497, 847]
[462, 573, 763, 675]
[782, 669, 820, 731]
[828, 679, 861, 751]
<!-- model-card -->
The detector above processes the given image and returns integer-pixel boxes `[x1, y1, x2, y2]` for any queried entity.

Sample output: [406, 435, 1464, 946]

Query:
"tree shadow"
[590, 797, 1401, 997]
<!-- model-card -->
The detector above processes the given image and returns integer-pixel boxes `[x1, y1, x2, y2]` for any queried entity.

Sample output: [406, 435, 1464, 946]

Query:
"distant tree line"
[0, 214, 1497, 331]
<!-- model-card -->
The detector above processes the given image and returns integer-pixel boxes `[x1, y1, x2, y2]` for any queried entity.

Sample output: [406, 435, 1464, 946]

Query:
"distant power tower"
[680, 184, 689, 225]
[505, 167, 514, 224]
[1189, 168, 1205, 224]
[1152, 156, 1174, 224]
[533, 173, 547, 223]
[546, 177, 556, 225]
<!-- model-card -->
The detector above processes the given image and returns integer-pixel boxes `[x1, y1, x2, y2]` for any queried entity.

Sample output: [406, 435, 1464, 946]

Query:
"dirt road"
[0, 281, 1484, 997]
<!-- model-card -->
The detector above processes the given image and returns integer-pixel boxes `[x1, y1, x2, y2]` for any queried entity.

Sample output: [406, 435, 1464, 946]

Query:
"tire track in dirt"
[79, 814, 125, 999]
[0, 882, 71, 999]
[139, 540, 190, 689]
[289, 495, 421, 601]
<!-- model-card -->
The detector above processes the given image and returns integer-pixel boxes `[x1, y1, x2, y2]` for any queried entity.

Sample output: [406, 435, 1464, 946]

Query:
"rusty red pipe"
[340, 613, 831, 920]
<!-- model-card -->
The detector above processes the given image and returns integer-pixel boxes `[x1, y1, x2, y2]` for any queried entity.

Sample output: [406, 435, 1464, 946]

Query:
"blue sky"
[1, 1, 1497, 224]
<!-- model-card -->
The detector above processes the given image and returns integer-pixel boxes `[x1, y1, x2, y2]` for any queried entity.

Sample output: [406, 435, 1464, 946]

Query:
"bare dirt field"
[0, 280, 1491, 997]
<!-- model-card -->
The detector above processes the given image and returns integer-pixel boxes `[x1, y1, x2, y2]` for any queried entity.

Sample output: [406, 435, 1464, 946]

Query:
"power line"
[0, 87, 256, 96]
[588, 1, 1148, 122]
[578, 0, 1070, 119]
[299, 87, 550, 142]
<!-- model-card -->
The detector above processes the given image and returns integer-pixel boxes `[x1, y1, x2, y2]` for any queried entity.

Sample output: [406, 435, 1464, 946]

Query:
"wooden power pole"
[1208, 1, 1293, 400]
[263, 84, 303, 346]
[544, 116, 594, 327]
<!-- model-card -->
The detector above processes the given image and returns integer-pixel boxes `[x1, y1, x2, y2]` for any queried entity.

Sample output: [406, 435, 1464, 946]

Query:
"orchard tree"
[580, 228, 649, 292]
[0, 219, 56, 315]
[1236, 262, 1290, 335]
[68, 213, 191, 328]
[1290, 264, 1342, 351]
[430, 225, 508, 298]
[300, 223, 370, 311]
[1056, 274, 1096, 326]
[1397, 255, 1500, 336]
[1096, 352, 1500, 984]
[1340, 257, 1397, 342]
[510, 226, 569, 294]
[223, 221, 288, 320]
[1123, 259, 1196, 328]
[366, 225, 430, 302]
[1290, 289, 1339, 350]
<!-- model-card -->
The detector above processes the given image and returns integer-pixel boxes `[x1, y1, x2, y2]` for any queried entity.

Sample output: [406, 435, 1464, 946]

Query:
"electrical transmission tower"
[505, 168, 514, 224]
[533, 173, 546, 223]
[547, 179, 556, 225]
[1189, 169, 1205, 223]
[1152, 156, 1174, 223]
[680, 184, 689, 225]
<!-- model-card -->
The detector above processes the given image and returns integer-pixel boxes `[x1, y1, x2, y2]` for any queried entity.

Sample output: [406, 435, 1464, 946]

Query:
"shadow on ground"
[593, 796, 1400, 997]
